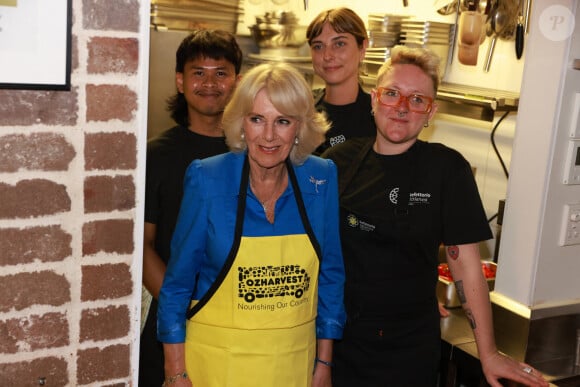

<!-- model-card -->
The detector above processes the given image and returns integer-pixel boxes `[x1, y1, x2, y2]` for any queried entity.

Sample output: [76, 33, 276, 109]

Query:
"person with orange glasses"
[322, 45, 549, 387]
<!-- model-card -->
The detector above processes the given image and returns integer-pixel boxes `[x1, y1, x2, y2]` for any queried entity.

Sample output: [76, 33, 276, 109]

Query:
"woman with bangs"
[307, 7, 376, 154]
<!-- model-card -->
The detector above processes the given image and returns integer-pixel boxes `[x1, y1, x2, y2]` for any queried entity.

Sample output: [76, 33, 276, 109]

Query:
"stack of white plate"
[399, 20, 455, 77]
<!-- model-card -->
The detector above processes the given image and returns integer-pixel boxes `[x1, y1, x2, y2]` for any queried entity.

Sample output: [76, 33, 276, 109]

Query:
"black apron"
[332, 139, 440, 387]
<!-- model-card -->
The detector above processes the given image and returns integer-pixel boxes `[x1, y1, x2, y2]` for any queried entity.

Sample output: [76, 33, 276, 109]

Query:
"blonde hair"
[376, 45, 441, 94]
[222, 63, 330, 164]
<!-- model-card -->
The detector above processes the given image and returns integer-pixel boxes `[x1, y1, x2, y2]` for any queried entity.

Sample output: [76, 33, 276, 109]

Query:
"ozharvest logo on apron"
[238, 264, 311, 305]
[184, 157, 322, 387]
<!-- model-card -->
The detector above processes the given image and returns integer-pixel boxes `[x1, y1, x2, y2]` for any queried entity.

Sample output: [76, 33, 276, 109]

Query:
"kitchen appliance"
[247, 11, 307, 56]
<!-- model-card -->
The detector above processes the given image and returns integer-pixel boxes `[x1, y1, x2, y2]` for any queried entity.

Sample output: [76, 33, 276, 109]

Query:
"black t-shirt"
[313, 85, 376, 155]
[324, 137, 492, 315]
[145, 125, 229, 264]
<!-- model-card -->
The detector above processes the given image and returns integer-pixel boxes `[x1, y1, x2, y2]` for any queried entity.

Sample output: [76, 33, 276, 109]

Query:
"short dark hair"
[168, 29, 243, 127]
[175, 29, 243, 74]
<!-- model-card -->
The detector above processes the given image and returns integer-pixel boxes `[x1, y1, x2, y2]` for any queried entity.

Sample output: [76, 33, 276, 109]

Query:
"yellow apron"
[185, 158, 321, 387]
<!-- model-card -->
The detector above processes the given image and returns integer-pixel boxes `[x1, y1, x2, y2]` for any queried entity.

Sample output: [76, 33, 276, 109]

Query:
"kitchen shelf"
[435, 82, 519, 121]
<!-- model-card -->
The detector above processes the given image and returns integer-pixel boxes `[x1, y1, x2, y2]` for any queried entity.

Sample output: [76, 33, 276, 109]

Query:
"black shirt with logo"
[313, 85, 376, 155]
[323, 137, 492, 386]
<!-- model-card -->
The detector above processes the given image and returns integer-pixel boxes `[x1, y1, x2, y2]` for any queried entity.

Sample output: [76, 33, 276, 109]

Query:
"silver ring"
[523, 366, 533, 374]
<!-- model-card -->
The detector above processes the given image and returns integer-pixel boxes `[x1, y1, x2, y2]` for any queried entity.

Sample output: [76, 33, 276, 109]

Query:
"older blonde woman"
[157, 63, 346, 387]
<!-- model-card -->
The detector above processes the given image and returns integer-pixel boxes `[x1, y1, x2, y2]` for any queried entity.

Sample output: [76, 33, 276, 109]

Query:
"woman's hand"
[312, 361, 332, 387]
[162, 343, 192, 386]
[480, 350, 549, 387]
[163, 373, 192, 387]
[438, 301, 450, 318]
[313, 339, 333, 387]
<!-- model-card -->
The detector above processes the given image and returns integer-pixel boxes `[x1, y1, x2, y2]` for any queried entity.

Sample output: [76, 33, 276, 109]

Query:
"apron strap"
[338, 138, 374, 198]
[186, 156, 250, 319]
[286, 158, 322, 262]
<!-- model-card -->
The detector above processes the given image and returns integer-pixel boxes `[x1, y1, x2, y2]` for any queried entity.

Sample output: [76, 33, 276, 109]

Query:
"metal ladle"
[484, 0, 518, 72]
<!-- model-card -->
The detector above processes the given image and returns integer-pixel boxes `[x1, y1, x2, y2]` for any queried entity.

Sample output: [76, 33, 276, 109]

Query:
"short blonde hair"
[376, 45, 441, 94]
[222, 63, 330, 164]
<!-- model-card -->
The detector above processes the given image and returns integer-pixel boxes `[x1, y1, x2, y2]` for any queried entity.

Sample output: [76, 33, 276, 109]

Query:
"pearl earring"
[241, 132, 245, 140]
[294, 137, 299, 145]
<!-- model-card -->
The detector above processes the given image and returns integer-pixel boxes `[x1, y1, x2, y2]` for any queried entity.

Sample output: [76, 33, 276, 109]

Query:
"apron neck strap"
[286, 158, 322, 261]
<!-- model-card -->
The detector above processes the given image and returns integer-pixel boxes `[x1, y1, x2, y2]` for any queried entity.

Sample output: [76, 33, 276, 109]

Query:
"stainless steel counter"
[440, 308, 563, 386]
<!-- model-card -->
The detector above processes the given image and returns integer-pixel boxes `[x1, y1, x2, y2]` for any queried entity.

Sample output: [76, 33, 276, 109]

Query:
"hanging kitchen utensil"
[457, 10, 486, 65]
[523, 0, 532, 33]
[483, 0, 518, 72]
[515, 0, 524, 59]
[515, 13, 524, 58]
[436, 1, 457, 16]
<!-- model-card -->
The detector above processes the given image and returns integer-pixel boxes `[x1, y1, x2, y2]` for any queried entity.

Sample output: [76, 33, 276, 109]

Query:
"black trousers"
[332, 317, 440, 387]
[139, 300, 165, 387]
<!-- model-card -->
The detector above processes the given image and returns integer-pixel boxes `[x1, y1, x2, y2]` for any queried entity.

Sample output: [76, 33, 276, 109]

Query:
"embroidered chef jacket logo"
[389, 188, 399, 204]
[238, 265, 310, 303]
[347, 214, 359, 227]
[388, 187, 431, 205]
[329, 134, 346, 147]
[409, 191, 431, 205]
[346, 213, 375, 232]
[309, 176, 327, 193]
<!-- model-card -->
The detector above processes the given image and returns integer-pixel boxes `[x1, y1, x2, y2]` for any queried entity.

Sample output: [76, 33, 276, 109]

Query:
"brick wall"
[0, 0, 146, 385]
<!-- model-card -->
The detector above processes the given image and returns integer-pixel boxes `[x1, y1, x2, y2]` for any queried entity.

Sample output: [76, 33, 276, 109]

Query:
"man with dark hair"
[140, 29, 242, 386]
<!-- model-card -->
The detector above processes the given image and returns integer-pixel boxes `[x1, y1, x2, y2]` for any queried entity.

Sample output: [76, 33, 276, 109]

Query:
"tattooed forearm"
[465, 308, 477, 329]
[455, 280, 467, 304]
[455, 280, 477, 329]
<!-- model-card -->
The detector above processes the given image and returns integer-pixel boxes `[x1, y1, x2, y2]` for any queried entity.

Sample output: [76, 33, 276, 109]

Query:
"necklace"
[249, 173, 287, 215]
[251, 181, 279, 213]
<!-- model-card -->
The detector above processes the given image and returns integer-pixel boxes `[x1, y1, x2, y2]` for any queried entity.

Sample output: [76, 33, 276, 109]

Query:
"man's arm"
[143, 222, 167, 299]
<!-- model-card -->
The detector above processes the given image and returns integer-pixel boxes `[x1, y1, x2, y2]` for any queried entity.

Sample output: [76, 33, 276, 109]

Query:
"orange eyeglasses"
[375, 87, 434, 113]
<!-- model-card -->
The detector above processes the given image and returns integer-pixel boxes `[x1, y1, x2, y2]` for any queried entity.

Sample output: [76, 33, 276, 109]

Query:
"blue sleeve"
[157, 160, 207, 343]
[314, 159, 347, 339]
